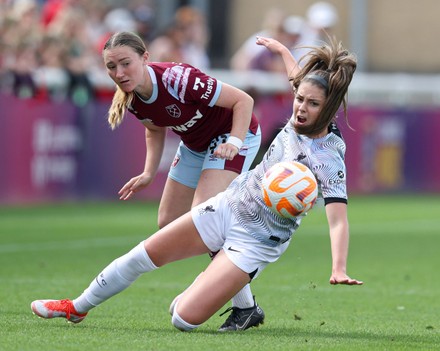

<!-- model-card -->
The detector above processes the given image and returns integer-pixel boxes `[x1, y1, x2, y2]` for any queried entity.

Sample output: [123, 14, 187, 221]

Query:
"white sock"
[73, 241, 157, 313]
[231, 284, 254, 309]
[171, 303, 201, 332]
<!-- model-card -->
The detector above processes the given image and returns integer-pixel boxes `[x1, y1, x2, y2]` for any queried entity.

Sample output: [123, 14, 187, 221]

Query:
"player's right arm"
[118, 123, 167, 200]
[255, 36, 301, 83]
[325, 202, 363, 285]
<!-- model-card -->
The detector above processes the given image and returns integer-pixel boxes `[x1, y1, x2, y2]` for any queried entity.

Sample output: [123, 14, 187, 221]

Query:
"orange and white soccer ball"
[262, 161, 318, 218]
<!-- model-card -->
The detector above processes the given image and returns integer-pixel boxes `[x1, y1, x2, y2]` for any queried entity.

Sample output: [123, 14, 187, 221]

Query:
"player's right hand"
[329, 272, 364, 285]
[118, 173, 153, 200]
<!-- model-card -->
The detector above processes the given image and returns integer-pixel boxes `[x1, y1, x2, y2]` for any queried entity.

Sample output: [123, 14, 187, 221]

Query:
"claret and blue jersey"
[127, 62, 259, 152]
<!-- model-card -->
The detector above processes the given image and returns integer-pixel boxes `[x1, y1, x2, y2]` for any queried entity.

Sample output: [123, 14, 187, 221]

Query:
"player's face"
[293, 81, 326, 136]
[103, 46, 148, 93]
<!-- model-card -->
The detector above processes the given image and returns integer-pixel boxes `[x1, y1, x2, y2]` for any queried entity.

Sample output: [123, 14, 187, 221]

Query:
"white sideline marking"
[1, 220, 439, 254]
[0, 235, 145, 254]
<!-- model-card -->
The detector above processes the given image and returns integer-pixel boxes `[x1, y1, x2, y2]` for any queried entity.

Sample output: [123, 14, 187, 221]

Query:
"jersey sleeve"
[161, 63, 222, 107]
[318, 155, 348, 204]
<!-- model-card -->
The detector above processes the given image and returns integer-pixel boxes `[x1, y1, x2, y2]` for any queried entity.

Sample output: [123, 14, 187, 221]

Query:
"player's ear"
[143, 51, 150, 63]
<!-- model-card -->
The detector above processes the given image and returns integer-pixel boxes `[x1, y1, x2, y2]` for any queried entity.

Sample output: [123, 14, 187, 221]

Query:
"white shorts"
[191, 192, 290, 280]
[169, 127, 261, 189]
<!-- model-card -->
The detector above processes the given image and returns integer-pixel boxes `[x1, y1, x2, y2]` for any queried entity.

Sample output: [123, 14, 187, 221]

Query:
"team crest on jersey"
[166, 104, 181, 118]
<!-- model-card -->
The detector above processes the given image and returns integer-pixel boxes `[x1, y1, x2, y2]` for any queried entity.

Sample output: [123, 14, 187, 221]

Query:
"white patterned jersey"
[224, 118, 348, 247]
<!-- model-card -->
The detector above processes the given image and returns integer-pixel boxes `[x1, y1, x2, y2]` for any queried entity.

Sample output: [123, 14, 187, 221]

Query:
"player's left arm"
[212, 82, 254, 160]
[325, 202, 363, 285]
[255, 36, 301, 83]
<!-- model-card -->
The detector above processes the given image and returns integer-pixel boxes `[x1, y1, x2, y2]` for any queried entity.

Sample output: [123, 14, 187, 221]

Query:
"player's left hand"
[330, 273, 363, 285]
[213, 142, 239, 160]
[255, 36, 285, 54]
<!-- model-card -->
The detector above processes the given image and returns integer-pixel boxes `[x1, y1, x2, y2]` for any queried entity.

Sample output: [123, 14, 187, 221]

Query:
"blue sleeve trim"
[208, 80, 222, 107]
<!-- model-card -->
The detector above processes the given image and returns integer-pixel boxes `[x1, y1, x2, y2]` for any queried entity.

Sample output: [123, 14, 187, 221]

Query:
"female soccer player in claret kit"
[102, 31, 263, 330]
[31, 35, 363, 332]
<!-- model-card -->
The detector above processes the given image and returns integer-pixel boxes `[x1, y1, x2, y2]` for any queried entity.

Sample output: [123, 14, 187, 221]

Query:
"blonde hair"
[103, 32, 147, 129]
[291, 36, 357, 135]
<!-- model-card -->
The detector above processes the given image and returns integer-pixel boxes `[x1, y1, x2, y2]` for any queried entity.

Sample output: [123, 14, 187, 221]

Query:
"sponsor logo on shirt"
[170, 110, 203, 132]
[201, 77, 215, 100]
[193, 77, 205, 90]
[329, 170, 345, 184]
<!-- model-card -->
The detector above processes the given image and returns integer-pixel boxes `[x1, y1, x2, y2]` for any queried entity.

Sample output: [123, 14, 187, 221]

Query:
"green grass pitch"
[1, 195, 439, 350]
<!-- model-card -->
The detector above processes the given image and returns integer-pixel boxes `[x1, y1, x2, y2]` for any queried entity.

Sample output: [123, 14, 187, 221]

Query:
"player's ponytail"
[292, 37, 357, 135]
[107, 87, 134, 130]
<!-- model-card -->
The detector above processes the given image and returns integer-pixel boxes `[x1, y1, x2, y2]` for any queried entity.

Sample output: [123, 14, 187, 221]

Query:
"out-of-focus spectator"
[11, 41, 39, 98]
[79, 2, 112, 53]
[104, 7, 137, 34]
[47, 4, 98, 106]
[94, 7, 138, 55]
[9, 0, 42, 42]
[40, 0, 64, 28]
[148, 5, 210, 69]
[174, 5, 210, 69]
[302, 1, 339, 45]
[34, 34, 69, 101]
[0, 0, 42, 97]
[249, 15, 305, 72]
[283, 1, 339, 67]
[230, 7, 285, 71]
[129, 0, 155, 43]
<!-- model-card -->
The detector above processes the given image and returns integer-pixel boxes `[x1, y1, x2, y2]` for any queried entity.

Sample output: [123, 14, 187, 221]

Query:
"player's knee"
[171, 305, 201, 332]
[157, 213, 172, 229]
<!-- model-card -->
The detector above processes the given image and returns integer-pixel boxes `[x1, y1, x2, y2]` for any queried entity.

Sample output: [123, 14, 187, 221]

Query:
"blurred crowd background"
[1, 0, 440, 204]
[0, 0, 155, 103]
[2, 0, 440, 102]
[0, 0, 343, 103]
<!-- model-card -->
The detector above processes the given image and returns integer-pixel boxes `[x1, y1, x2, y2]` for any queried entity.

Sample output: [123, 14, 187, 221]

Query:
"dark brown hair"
[291, 37, 357, 135]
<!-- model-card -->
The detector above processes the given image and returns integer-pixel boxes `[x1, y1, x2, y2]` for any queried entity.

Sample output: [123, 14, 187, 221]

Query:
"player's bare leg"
[192, 169, 238, 206]
[158, 169, 239, 229]
[172, 250, 251, 327]
[195, 169, 263, 327]
[144, 212, 210, 265]
[158, 178, 195, 228]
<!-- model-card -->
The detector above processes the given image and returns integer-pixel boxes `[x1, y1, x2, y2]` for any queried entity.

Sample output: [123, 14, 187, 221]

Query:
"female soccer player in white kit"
[31, 35, 363, 332]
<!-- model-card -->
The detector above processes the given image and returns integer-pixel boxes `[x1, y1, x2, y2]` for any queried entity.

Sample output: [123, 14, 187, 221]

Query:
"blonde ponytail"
[107, 86, 134, 130]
